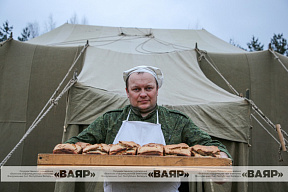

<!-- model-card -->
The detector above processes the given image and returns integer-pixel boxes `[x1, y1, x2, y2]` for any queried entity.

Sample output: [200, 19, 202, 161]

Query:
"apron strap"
[156, 110, 159, 124]
[126, 109, 131, 121]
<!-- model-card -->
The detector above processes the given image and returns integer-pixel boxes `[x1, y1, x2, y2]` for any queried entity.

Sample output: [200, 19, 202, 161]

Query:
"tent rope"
[251, 114, 280, 145]
[248, 98, 288, 144]
[251, 114, 287, 161]
[268, 46, 288, 73]
[0, 43, 89, 167]
[29, 43, 88, 130]
[195, 48, 240, 96]
[247, 99, 276, 129]
[0, 78, 77, 167]
[195, 47, 288, 151]
[281, 128, 288, 138]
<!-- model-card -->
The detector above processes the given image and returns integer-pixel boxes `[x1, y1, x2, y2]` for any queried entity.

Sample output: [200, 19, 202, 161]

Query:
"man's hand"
[219, 152, 228, 158]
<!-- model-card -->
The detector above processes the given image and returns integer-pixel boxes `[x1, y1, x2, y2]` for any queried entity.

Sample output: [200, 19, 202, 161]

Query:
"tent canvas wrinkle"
[28, 24, 246, 54]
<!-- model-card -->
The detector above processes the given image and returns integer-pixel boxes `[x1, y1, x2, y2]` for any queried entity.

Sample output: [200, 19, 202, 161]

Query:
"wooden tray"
[38, 154, 232, 166]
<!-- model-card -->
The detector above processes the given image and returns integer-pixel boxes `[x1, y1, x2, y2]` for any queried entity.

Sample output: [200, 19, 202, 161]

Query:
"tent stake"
[276, 124, 287, 151]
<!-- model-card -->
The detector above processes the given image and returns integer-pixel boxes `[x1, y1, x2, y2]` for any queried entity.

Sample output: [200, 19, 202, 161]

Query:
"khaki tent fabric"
[198, 50, 288, 192]
[28, 24, 246, 54]
[0, 39, 84, 192]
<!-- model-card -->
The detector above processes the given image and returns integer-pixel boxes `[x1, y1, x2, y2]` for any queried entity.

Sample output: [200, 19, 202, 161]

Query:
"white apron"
[104, 109, 180, 192]
[113, 109, 166, 146]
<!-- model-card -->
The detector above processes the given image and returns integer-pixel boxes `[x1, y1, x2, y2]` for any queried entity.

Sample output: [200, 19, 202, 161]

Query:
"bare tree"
[69, 13, 78, 24]
[69, 13, 88, 25]
[44, 14, 56, 32]
[81, 16, 88, 25]
[27, 22, 39, 38]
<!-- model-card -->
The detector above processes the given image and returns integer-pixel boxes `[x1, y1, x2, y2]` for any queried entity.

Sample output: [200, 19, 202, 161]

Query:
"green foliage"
[0, 20, 13, 42]
[247, 36, 264, 52]
[270, 33, 287, 56]
[18, 27, 30, 41]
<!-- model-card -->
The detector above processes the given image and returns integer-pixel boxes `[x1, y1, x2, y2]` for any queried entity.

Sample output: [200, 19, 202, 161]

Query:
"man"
[64, 65, 230, 191]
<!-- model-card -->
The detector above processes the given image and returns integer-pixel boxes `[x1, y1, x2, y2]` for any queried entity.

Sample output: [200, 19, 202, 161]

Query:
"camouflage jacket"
[65, 105, 231, 158]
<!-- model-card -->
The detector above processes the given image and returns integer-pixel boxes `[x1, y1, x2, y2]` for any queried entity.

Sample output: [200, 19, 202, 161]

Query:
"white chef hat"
[123, 66, 164, 88]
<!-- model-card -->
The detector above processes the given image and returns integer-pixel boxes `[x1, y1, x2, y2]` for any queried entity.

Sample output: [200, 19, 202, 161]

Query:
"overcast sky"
[1, 0, 287, 49]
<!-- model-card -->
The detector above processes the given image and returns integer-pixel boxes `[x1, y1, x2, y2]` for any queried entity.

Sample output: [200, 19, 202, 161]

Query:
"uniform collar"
[130, 104, 158, 119]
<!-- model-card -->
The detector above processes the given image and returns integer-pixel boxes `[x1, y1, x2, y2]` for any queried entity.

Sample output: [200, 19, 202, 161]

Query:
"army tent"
[1, 24, 287, 192]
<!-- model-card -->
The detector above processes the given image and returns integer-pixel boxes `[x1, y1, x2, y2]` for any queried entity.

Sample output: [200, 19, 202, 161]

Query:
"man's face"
[126, 72, 158, 114]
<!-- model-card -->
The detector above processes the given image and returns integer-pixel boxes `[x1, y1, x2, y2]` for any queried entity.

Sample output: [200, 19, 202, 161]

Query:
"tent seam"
[20, 43, 37, 166]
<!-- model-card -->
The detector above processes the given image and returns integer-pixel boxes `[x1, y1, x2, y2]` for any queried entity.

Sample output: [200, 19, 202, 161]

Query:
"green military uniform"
[65, 105, 231, 158]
